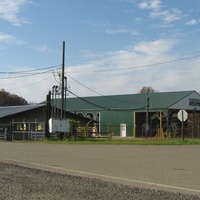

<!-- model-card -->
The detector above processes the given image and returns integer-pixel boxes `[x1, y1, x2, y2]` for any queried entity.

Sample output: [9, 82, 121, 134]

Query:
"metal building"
[65, 90, 200, 138]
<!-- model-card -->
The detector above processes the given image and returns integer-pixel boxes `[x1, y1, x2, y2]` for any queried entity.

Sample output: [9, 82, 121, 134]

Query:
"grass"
[10, 137, 200, 145]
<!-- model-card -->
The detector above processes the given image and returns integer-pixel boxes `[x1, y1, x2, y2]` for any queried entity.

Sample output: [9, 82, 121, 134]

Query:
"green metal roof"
[64, 90, 195, 111]
[2, 91, 195, 118]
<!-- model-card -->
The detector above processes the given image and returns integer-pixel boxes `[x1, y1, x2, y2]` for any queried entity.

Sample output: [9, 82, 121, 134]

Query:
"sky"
[0, 0, 200, 103]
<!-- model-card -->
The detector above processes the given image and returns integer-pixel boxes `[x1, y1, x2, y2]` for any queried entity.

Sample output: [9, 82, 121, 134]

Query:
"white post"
[23, 118, 25, 140]
[4, 128, 7, 140]
[133, 112, 136, 138]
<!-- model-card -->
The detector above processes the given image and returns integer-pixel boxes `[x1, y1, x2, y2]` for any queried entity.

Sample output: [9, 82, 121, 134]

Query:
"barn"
[64, 90, 200, 138]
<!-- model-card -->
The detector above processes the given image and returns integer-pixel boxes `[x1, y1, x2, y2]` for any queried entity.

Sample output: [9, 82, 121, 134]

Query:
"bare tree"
[0, 89, 28, 106]
[139, 86, 158, 94]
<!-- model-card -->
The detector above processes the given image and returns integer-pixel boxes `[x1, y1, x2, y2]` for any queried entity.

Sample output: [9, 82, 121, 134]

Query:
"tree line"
[0, 89, 28, 106]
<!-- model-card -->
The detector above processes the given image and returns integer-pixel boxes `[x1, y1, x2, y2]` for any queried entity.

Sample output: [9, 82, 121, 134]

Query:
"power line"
[0, 65, 61, 74]
[68, 90, 147, 111]
[68, 90, 111, 110]
[7, 76, 53, 91]
[67, 54, 200, 74]
[0, 70, 53, 79]
[66, 73, 145, 104]
[0, 65, 61, 79]
[66, 73, 103, 95]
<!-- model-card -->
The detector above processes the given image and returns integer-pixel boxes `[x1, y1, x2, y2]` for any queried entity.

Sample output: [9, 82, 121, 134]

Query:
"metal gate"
[31, 131, 45, 140]
[12, 121, 45, 140]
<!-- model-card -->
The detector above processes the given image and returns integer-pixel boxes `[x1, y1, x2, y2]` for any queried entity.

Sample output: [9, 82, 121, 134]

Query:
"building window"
[14, 123, 27, 131]
[35, 123, 44, 131]
[189, 98, 200, 106]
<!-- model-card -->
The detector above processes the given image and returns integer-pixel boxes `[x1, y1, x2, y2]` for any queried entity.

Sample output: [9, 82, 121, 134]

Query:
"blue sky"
[0, 0, 200, 103]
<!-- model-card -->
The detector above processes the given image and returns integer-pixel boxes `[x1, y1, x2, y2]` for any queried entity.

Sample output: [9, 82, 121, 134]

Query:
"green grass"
[9, 137, 200, 145]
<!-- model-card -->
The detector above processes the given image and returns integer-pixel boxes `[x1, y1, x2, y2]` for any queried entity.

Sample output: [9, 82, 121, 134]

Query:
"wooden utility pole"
[45, 91, 51, 139]
[60, 41, 65, 141]
[145, 97, 149, 138]
[61, 41, 65, 120]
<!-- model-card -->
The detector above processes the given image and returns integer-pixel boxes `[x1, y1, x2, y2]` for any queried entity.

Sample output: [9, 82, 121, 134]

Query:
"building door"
[135, 112, 146, 137]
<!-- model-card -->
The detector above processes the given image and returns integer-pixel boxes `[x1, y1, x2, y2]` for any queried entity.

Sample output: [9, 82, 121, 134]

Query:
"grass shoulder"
[9, 138, 200, 145]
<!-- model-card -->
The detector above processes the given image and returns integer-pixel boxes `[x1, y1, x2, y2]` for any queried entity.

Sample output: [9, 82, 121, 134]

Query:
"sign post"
[178, 110, 188, 141]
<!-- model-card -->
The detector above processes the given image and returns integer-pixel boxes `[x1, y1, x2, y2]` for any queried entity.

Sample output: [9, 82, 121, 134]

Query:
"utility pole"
[145, 97, 149, 138]
[61, 41, 65, 120]
[60, 41, 65, 141]
[45, 91, 51, 139]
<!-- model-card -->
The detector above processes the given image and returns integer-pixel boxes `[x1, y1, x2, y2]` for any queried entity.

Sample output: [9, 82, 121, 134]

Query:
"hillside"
[0, 89, 28, 106]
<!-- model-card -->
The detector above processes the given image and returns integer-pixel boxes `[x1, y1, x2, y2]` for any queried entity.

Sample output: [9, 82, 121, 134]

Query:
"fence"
[0, 121, 45, 141]
[0, 128, 6, 140]
[12, 121, 45, 140]
[98, 123, 200, 139]
[1, 122, 199, 140]
[10, 131, 44, 140]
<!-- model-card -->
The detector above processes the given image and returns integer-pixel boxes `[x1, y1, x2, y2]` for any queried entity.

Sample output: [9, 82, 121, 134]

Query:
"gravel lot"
[0, 162, 199, 200]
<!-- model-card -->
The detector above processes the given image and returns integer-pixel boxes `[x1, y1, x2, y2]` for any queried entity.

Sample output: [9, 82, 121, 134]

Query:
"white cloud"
[0, 32, 24, 45]
[104, 27, 139, 35]
[112, 0, 136, 3]
[138, 0, 161, 10]
[138, 1, 183, 24]
[0, 32, 15, 42]
[0, 0, 31, 26]
[132, 39, 174, 55]
[65, 38, 200, 99]
[36, 45, 52, 53]
[34, 45, 59, 54]
[150, 8, 183, 24]
[66, 39, 185, 97]
[186, 19, 198, 26]
[93, 23, 139, 36]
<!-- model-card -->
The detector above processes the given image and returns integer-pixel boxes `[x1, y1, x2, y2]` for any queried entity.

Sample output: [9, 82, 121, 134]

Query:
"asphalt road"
[0, 142, 200, 196]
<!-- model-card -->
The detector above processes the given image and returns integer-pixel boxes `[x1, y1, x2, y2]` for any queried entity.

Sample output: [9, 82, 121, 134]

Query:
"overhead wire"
[68, 90, 147, 111]
[66, 73, 104, 95]
[0, 70, 52, 79]
[65, 54, 200, 105]
[66, 73, 146, 104]
[0, 65, 61, 74]
[68, 90, 111, 110]
[0, 65, 61, 79]
[1, 53, 200, 102]
[67, 54, 200, 74]
[0, 65, 61, 91]
[7, 75, 53, 91]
